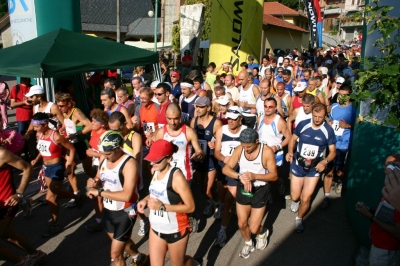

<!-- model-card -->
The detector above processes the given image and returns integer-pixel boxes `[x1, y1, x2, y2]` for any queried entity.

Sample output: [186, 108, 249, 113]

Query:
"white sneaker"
[239, 242, 255, 259]
[255, 229, 269, 250]
[291, 201, 300, 213]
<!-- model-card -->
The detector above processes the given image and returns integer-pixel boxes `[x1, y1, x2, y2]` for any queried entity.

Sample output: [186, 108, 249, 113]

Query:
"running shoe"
[85, 221, 103, 232]
[295, 218, 304, 233]
[255, 229, 269, 250]
[42, 224, 61, 238]
[15, 257, 33, 266]
[214, 203, 223, 220]
[291, 201, 300, 213]
[138, 218, 149, 236]
[214, 230, 227, 248]
[321, 197, 330, 210]
[130, 253, 149, 266]
[65, 198, 77, 208]
[239, 242, 255, 259]
[203, 199, 215, 216]
[29, 250, 47, 264]
[335, 182, 343, 195]
[20, 197, 33, 218]
[189, 216, 198, 234]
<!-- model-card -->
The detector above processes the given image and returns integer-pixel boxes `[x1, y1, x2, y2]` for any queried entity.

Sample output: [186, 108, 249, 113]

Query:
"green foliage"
[185, 0, 212, 41]
[172, 22, 180, 54]
[0, 0, 8, 18]
[352, 1, 400, 128]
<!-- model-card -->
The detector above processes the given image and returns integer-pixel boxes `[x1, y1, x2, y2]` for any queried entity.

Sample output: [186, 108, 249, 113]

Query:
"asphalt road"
[0, 93, 359, 266]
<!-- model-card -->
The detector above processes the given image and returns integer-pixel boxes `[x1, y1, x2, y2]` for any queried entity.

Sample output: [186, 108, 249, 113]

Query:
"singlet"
[149, 167, 189, 234]
[220, 125, 247, 157]
[317, 85, 326, 98]
[34, 102, 53, 114]
[157, 101, 171, 128]
[292, 96, 303, 110]
[239, 144, 268, 187]
[239, 84, 257, 117]
[100, 155, 139, 211]
[307, 89, 318, 96]
[0, 166, 13, 208]
[89, 129, 106, 166]
[280, 93, 290, 116]
[37, 130, 62, 159]
[225, 86, 240, 102]
[329, 103, 356, 150]
[123, 99, 134, 109]
[194, 116, 217, 156]
[284, 79, 294, 96]
[122, 130, 144, 191]
[163, 125, 193, 181]
[181, 94, 198, 122]
[258, 115, 284, 166]
[106, 104, 122, 116]
[256, 94, 274, 118]
[64, 108, 84, 143]
[294, 119, 336, 162]
[295, 67, 304, 80]
[294, 107, 312, 128]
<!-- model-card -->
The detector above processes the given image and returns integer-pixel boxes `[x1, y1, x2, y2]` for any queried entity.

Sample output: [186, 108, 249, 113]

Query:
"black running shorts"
[103, 209, 136, 242]
[236, 183, 271, 208]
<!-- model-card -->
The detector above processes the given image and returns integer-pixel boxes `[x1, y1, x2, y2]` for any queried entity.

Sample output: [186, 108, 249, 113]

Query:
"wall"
[164, 0, 180, 44]
[0, 24, 12, 48]
[263, 26, 308, 52]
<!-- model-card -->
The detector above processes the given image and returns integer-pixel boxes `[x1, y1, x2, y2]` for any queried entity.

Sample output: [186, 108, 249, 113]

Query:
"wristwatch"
[98, 188, 104, 197]
[324, 159, 329, 164]
[16, 193, 24, 198]
[237, 173, 242, 180]
[276, 144, 282, 151]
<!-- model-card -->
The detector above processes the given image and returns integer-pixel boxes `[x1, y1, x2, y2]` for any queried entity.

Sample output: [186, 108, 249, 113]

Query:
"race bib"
[198, 139, 208, 154]
[332, 120, 344, 136]
[153, 209, 170, 224]
[221, 144, 236, 156]
[103, 197, 118, 210]
[143, 122, 156, 132]
[158, 123, 165, 129]
[171, 157, 185, 170]
[300, 144, 319, 159]
[37, 140, 51, 157]
[64, 119, 76, 135]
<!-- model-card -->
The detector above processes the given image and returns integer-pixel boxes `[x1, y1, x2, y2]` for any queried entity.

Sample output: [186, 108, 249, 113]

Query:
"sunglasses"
[278, 71, 282, 73]
[264, 105, 275, 109]
[170, 76, 178, 78]
[227, 109, 241, 114]
[155, 92, 166, 96]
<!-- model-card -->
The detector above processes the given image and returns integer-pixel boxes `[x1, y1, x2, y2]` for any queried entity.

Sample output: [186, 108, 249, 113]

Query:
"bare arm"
[286, 133, 299, 163]
[279, 117, 291, 148]
[74, 108, 92, 134]
[120, 106, 133, 129]
[187, 127, 205, 161]
[213, 127, 224, 162]
[287, 108, 298, 131]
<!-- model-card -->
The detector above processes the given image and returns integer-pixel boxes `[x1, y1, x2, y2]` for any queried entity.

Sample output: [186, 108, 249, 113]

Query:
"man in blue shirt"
[286, 103, 337, 233]
[247, 55, 259, 73]
[322, 84, 356, 209]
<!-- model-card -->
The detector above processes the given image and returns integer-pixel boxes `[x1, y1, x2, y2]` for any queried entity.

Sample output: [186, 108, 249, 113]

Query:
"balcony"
[324, 8, 343, 14]
[340, 18, 363, 27]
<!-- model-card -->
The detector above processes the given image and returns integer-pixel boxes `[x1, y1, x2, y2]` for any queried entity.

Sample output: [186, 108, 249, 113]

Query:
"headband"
[93, 117, 105, 124]
[171, 71, 181, 78]
[31, 119, 48, 125]
[180, 82, 193, 89]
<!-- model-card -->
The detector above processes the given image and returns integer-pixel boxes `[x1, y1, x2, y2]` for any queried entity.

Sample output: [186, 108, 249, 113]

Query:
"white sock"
[95, 218, 102, 224]
[245, 240, 253, 246]
[74, 191, 79, 195]
[296, 216, 302, 220]
[325, 193, 330, 198]
[132, 253, 141, 261]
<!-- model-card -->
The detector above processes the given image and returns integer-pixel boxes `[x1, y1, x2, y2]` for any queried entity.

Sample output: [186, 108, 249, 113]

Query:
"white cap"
[285, 55, 293, 60]
[216, 95, 230, 105]
[25, 85, 44, 97]
[226, 106, 242, 119]
[320, 67, 328, 75]
[355, 52, 361, 56]
[336, 77, 345, 84]
[278, 57, 284, 64]
[294, 82, 307, 92]
[150, 80, 160, 88]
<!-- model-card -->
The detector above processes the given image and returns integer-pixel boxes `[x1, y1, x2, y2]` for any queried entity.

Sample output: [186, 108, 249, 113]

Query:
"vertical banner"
[303, 0, 322, 48]
[209, 0, 263, 75]
[8, 0, 38, 45]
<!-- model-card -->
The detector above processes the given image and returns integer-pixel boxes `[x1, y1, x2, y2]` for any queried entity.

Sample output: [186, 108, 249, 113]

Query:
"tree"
[0, 0, 8, 18]
[351, 0, 400, 129]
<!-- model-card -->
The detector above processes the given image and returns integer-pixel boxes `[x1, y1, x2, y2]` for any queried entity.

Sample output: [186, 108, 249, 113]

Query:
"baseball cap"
[336, 77, 345, 84]
[282, 69, 291, 75]
[226, 106, 242, 120]
[150, 80, 160, 88]
[98, 130, 124, 152]
[144, 139, 175, 162]
[278, 57, 284, 64]
[294, 57, 298, 62]
[194, 96, 210, 106]
[320, 67, 328, 75]
[285, 55, 293, 60]
[294, 82, 307, 92]
[325, 59, 333, 65]
[216, 95, 230, 105]
[25, 85, 44, 97]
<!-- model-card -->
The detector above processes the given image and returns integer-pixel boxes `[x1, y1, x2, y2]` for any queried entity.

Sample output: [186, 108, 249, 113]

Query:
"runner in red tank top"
[0, 147, 47, 265]
[30, 112, 83, 238]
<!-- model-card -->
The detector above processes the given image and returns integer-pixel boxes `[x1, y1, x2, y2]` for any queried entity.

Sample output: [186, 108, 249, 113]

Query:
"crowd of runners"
[0, 44, 364, 266]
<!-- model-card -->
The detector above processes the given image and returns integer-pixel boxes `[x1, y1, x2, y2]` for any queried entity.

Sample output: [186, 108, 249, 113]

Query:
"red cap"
[171, 71, 181, 79]
[144, 140, 174, 162]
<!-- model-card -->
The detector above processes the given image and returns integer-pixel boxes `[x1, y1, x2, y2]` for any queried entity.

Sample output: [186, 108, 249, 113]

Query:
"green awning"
[0, 28, 158, 78]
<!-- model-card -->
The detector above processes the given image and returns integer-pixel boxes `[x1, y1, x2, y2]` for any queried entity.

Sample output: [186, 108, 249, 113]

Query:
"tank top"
[0, 166, 13, 208]
[239, 144, 268, 187]
[64, 108, 84, 143]
[307, 89, 318, 96]
[317, 85, 326, 98]
[256, 94, 274, 118]
[281, 93, 289, 116]
[34, 102, 53, 114]
[37, 130, 62, 159]
[284, 79, 294, 96]
[149, 167, 189, 234]
[194, 116, 217, 156]
[294, 107, 312, 128]
[123, 99, 133, 109]
[239, 84, 257, 117]
[292, 96, 303, 110]
[100, 155, 138, 211]
[258, 115, 284, 166]
[220, 125, 247, 157]
[106, 104, 122, 116]
[163, 124, 193, 181]
[34, 102, 60, 130]
[181, 94, 198, 122]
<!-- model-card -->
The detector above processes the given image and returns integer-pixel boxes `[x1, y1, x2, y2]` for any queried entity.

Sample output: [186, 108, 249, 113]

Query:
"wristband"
[98, 188, 104, 197]
[16, 193, 24, 198]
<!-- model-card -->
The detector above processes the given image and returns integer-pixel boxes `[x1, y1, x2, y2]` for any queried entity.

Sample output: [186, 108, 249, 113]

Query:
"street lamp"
[148, 0, 159, 52]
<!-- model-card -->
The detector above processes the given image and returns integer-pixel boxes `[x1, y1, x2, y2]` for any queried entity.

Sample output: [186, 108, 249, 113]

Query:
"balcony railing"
[323, 8, 343, 14]
[340, 20, 363, 27]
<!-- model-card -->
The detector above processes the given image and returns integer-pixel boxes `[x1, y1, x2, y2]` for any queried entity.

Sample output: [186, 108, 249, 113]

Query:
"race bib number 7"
[171, 157, 185, 170]
[300, 144, 319, 159]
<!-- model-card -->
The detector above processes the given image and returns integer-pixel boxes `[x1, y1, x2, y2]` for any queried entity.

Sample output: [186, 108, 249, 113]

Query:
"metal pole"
[117, 0, 121, 75]
[154, 0, 158, 52]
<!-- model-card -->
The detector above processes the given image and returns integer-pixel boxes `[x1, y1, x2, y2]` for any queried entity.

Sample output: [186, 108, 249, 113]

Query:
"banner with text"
[8, 0, 38, 45]
[303, 0, 322, 48]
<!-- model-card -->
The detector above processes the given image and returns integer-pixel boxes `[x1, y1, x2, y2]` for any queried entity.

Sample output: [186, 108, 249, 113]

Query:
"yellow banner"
[209, 0, 264, 76]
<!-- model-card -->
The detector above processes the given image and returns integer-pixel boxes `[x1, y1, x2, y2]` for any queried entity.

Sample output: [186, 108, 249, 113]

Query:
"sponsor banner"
[209, 0, 263, 75]
[8, 0, 38, 45]
[303, 0, 322, 48]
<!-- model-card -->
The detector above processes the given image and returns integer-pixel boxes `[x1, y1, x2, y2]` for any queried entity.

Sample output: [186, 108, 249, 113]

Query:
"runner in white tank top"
[294, 107, 312, 128]
[239, 83, 257, 117]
